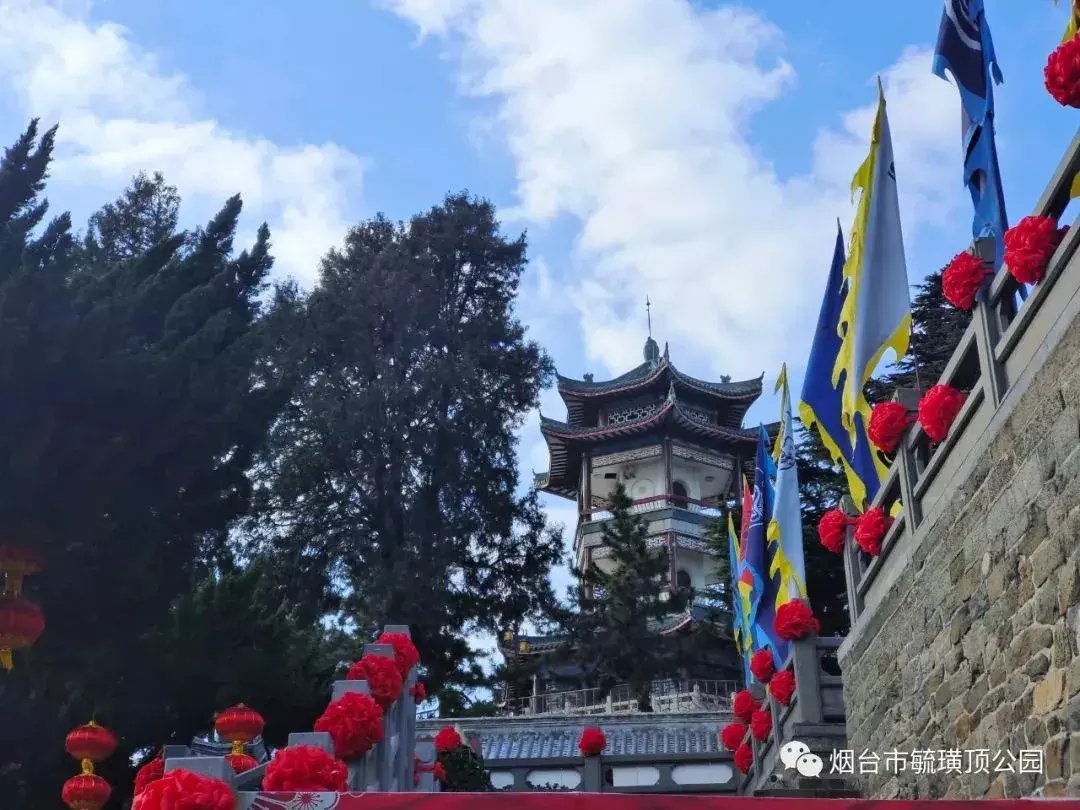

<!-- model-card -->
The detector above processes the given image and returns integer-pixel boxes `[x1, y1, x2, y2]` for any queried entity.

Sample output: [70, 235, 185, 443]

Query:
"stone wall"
[839, 305, 1080, 798]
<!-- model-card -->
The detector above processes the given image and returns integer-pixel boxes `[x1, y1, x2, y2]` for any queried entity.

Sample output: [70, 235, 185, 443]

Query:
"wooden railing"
[842, 129, 1080, 626]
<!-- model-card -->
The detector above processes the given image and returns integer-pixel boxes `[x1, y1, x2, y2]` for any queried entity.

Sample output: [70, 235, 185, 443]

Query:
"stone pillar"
[287, 731, 333, 753]
[364, 642, 397, 791]
[791, 638, 823, 724]
[582, 755, 603, 792]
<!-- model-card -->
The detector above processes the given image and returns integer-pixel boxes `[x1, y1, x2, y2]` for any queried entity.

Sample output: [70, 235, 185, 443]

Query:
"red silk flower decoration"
[376, 632, 421, 678]
[134, 768, 235, 810]
[262, 745, 348, 793]
[918, 384, 966, 444]
[769, 670, 796, 706]
[410, 682, 427, 703]
[434, 761, 447, 782]
[749, 649, 775, 683]
[578, 727, 606, 756]
[1004, 215, 1067, 285]
[62, 773, 111, 810]
[854, 506, 891, 556]
[346, 654, 403, 708]
[732, 690, 758, 724]
[434, 726, 463, 753]
[774, 601, 820, 641]
[314, 691, 384, 759]
[1045, 35, 1080, 108]
[134, 757, 165, 796]
[719, 722, 746, 751]
[868, 401, 915, 453]
[817, 509, 850, 554]
[734, 743, 753, 774]
[942, 251, 987, 310]
[749, 709, 772, 742]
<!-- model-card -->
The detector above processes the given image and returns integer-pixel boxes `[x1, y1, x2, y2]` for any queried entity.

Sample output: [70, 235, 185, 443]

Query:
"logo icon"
[779, 740, 823, 777]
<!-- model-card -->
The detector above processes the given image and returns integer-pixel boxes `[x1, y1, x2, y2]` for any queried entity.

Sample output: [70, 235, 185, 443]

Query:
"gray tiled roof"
[418, 712, 730, 762]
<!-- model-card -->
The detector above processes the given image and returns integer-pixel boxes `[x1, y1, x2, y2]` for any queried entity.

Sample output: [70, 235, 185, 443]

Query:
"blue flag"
[799, 224, 887, 512]
[727, 514, 753, 685]
[746, 426, 789, 667]
[933, 0, 1008, 267]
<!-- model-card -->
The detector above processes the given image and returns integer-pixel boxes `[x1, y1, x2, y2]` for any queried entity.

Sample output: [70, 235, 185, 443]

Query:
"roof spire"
[646, 296, 652, 338]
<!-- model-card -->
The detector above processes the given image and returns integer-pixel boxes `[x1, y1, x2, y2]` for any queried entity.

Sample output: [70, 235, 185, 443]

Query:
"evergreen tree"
[866, 269, 969, 402]
[561, 483, 686, 711]
[243, 193, 563, 702]
[0, 122, 314, 806]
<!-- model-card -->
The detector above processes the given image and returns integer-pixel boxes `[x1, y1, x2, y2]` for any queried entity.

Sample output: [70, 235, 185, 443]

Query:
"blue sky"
[0, 0, 1076, 615]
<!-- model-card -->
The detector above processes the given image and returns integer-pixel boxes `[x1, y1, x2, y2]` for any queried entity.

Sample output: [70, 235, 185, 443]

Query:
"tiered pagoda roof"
[553, 339, 761, 429]
[536, 340, 762, 499]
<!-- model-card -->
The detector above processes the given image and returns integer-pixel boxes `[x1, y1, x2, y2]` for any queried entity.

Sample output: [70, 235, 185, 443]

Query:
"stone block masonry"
[839, 302, 1080, 799]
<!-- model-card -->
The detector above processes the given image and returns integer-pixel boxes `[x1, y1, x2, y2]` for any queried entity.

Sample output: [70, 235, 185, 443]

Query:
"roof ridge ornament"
[667, 379, 677, 403]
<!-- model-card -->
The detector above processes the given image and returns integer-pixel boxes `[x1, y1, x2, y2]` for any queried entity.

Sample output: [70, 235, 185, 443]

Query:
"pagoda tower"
[498, 337, 763, 711]
[537, 336, 761, 596]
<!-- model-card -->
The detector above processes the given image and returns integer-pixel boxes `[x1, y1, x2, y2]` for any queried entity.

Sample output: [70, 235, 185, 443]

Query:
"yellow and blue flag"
[1057, 0, 1080, 42]
[745, 426, 790, 668]
[932, 0, 1009, 264]
[767, 365, 808, 616]
[800, 224, 888, 511]
[727, 513, 753, 685]
[834, 82, 911, 442]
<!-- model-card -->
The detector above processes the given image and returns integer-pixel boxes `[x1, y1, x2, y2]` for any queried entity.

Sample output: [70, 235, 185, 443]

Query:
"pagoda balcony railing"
[502, 678, 741, 717]
[583, 494, 724, 522]
[841, 128, 1080, 633]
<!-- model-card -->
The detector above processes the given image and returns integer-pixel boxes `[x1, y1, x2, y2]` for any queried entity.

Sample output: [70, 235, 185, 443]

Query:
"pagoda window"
[671, 480, 688, 501]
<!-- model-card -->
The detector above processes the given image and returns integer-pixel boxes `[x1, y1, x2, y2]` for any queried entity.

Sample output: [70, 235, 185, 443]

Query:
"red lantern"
[0, 543, 44, 596]
[61, 773, 111, 810]
[65, 722, 118, 772]
[225, 752, 259, 773]
[214, 704, 264, 757]
[0, 594, 45, 670]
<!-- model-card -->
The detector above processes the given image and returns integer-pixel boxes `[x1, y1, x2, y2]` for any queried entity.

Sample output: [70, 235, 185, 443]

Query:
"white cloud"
[383, 0, 963, 383]
[0, 0, 365, 284]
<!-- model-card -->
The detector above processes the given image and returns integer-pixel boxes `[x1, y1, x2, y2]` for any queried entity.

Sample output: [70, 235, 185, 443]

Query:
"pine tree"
[866, 269, 969, 402]
[244, 193, 563, 701]
[561, 483, 687, 711]
[0, 123, 309, 806]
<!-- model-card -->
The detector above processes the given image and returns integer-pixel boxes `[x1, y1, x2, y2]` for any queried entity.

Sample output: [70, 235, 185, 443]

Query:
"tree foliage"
[558, 483, 688, 710]
[0, 122, 334, 807]
[242, 193, 563, 704]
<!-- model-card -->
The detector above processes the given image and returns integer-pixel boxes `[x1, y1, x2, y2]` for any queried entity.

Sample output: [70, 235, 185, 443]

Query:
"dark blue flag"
[932, 0, 1008, 268]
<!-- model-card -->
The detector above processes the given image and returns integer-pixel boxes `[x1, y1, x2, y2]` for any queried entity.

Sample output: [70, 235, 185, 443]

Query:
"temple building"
[499, 335, 765, 712]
